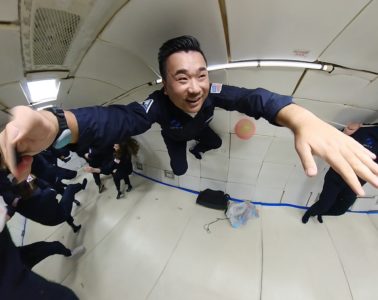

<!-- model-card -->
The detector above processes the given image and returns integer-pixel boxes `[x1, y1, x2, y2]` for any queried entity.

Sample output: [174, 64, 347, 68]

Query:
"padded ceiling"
[100, 0, 228, 74]
[226, 0, 371, 62]
[0, 0, 18, 22]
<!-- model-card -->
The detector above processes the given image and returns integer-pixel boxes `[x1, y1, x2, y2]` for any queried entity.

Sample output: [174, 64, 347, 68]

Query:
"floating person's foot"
[73, 199, 81, 206]
[116, 191, 123, 199]
[98, 183, 105, 193]
[72, 224, 82, 233]
[126, 185, 132, 192]
[189, 148, 202, 160]
[81, 178, 88, 190]
[70, 245, 86, 258]
[301, 211, 311, 224]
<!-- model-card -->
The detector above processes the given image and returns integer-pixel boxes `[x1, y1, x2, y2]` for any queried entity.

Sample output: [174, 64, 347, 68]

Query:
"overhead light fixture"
[207, 60, 334, 72]
[26, 79, 60, 103]
[155, 60, 334, 83]
[20, 78, 61, 105]
[207, 61, 259, 71]
[20, 71, 68, 105]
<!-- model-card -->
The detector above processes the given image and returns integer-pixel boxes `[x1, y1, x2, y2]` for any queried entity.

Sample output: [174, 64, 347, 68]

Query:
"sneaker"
[98, 183, 105, 193]
[116, 191, 123, 199]
[73, 199, 81, 206]
[189, 148, 202, 160]
[126, 185, 132, 192]
[70, 245, 86, 258]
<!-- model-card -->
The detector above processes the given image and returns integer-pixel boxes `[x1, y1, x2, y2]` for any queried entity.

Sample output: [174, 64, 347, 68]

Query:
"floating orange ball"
[234, 118, 256, 140]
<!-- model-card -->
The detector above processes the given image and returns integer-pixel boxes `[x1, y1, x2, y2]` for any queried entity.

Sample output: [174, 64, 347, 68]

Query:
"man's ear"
[163, 80, 167, 95]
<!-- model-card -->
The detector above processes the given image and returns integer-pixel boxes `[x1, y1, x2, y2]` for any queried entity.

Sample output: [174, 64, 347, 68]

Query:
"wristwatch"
[44, 107, 72, 149]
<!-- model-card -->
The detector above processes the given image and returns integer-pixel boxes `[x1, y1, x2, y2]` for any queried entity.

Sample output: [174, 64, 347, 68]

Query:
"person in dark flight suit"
[31, 152, 77, 194]
[302, 123, 378, 223]
[1, 172, 87, 233]
[0, 200, 79, 300]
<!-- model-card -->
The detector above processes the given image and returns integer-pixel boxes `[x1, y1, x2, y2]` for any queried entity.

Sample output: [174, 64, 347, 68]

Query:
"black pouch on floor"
[196, 189, 230, 210]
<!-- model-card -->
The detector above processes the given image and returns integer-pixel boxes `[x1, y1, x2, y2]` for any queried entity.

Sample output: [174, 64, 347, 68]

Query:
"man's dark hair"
[158, 35, 207, 80]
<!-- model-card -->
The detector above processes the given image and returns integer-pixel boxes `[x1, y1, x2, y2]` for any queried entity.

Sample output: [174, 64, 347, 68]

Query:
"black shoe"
[73, 199, 81, 206]
[302, 211, 311, 224]
[81, 178, 88, 190]
[62, 156, 71, 163]
[98, 183, 105, 193]
[317, 215, 323, 223]
[116, 191, 123, 199]
[189, 148, 202, 160]
[126, 185, 132, 192]
[73, 224, 82, 233]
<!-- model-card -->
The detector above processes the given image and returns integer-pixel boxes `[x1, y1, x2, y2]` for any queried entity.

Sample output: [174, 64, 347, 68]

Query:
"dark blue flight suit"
[18, 241, 72, 270]
[0, 226, 78, 299]
[0, 171, 78, 299]
[31, 153, 77, 194]
[70, 84, 292, 175]
[302, 125, 378, 223]
[101, 150, 133, 196]
[2, 176, 84, 232]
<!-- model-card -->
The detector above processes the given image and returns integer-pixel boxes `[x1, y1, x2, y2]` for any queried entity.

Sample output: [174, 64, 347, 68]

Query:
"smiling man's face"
[163, 50, 210, 113]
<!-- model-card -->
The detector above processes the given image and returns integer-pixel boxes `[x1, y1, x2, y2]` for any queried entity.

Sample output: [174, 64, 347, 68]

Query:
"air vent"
[33, 8, 80, 66]
[20, 0, 129, 73]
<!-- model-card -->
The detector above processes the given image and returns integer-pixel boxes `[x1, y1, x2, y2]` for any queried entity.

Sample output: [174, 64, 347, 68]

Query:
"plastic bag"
[226, 200, 258, 228]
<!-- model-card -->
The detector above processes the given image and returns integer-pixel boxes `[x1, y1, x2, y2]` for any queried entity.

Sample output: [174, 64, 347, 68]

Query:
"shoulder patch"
[210, 83, 223, 94]
[140, 98, 154, 113]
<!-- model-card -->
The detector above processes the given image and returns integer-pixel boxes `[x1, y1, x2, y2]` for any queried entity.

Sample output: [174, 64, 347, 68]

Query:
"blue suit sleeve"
[212, 85, 293, 125]
[70, 103, 153, 151]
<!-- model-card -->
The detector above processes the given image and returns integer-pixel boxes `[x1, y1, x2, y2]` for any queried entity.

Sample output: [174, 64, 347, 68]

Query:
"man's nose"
[188, 79, 201, 94]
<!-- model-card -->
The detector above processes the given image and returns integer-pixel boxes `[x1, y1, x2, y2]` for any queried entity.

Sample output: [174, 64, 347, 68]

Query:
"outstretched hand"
[277, 104, 378, 196]
[0, 106, 58, 181]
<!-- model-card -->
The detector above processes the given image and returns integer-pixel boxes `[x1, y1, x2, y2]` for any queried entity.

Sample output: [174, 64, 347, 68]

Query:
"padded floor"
[13, 172, 378, 300]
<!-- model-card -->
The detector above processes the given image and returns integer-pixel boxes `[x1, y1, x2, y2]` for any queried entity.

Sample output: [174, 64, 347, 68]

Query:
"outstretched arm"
[0, 103, 152, 181]
[276, 104, 378, 195]
[0, 106, 79, 181]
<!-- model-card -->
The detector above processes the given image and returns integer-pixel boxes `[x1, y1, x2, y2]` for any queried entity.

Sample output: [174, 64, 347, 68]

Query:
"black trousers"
[18, 241, 71, 270]
[54, 167, 77, 194]
[16, 183, 82, 227]
[113, 170, 131, 192]
[303, 168, 365, 219]
[0, 226, 78, 300]
[162, 126, 222, 175]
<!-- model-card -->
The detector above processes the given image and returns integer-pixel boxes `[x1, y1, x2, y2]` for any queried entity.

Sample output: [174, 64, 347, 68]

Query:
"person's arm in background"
[343, 122, 362, 136]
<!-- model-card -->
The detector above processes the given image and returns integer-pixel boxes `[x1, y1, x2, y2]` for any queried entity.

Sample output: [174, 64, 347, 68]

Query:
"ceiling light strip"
[155, 60, 333, 84]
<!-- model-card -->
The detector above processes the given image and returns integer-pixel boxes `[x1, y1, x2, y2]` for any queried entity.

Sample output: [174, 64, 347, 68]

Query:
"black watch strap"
[44, 107, 71, 148]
